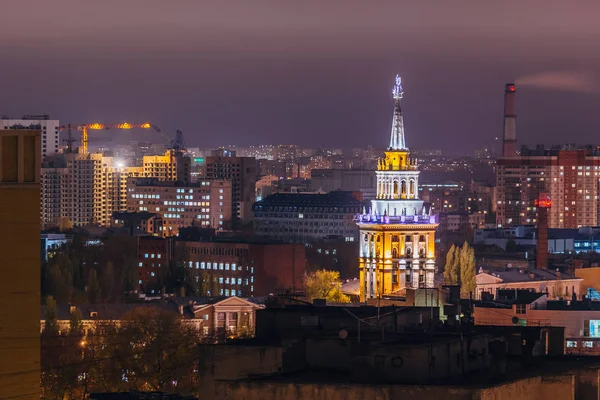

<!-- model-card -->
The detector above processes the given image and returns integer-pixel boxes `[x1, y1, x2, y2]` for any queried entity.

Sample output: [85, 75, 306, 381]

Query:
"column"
[225, 312, 230, 334]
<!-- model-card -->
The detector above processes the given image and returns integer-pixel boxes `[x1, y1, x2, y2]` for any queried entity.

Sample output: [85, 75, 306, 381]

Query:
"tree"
[87, 269, 101, 304]
[59, 216, 73, 232]
[443, 245, 459, 284]
[304, 270, 350, 303]
[116, 307, 199, 391]
[460, 245, 477, 298]
[43, 296, 59, 336]
[69, 308, 83, 335]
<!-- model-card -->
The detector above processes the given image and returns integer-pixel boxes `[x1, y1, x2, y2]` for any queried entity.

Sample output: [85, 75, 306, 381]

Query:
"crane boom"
[60, 122, 182, 154]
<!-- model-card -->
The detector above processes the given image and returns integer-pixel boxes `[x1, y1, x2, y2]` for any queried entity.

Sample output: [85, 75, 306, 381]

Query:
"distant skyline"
[2, 1, 600, 154]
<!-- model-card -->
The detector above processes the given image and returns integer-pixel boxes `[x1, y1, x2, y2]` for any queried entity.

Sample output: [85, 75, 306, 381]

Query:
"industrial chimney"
[502, 83, 517, 156]
[535, 193, 551, 269]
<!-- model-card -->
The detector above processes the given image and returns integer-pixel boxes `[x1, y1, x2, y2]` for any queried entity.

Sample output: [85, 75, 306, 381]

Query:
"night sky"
[2, 1, 600, 154]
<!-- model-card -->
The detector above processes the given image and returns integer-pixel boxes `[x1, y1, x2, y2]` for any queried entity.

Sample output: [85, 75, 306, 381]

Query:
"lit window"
[145, 254, 149, 258]
[138, 262, 143, 267]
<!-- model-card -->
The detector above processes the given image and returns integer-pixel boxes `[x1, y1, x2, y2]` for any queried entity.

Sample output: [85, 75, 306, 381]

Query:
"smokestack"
[503, 83, 517, 156]
[535, 193, 551, 270]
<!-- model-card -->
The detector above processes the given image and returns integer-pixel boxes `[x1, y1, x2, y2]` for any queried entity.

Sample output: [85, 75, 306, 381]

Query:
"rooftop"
[480, 268, 580, 283]
[253, 191, 362, 208]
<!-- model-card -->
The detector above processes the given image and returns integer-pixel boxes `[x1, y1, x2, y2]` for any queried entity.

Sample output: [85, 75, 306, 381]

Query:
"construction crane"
[60, 122, 186, 154]
[60, 122, 152, 154]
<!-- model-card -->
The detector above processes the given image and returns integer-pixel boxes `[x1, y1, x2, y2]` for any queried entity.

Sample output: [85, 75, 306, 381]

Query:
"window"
[516, 304, 527, 314]
[584, 341, 594, 348]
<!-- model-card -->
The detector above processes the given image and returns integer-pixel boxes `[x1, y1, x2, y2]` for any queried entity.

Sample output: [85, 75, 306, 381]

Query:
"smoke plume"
[516, 71, 598, 94]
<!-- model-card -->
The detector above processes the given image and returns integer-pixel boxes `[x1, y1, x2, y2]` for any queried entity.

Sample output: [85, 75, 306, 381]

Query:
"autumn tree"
[304, 270, 350, 303]
[460, 244, 477, 297]
[443, 242, 478, 298]
[443, 245, 459, 284]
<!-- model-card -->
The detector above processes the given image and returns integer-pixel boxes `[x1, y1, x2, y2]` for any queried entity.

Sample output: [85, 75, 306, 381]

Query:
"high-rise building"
[356, 76, 438, 302]
[41, 150, 191, 229]
[0, 129, 41, 398]
[142, 150, 191, 185]
[2, 114, 59, 159]
[125, 178, 232, 235]
[496, 84, 600, 228]
[205, 150, 257, 223]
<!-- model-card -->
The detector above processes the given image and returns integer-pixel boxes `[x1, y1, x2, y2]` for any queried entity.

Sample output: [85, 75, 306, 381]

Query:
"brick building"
[136, 232, 305, 296]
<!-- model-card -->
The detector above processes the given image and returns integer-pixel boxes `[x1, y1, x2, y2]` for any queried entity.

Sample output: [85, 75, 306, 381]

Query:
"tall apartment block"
[41, 150, 191, 229]
[0, 129, 41, 398]
[2, 115, 59, 159]
[205, 150, 256, 223]
[496, 84, 600, 229]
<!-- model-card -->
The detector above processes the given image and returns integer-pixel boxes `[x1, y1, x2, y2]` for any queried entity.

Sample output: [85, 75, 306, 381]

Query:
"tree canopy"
[304, 269, 350, 303]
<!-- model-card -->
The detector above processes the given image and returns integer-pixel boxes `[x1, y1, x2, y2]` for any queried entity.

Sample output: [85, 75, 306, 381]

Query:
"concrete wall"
[215, 375, 575, 400]
[304, 335, 491, 384]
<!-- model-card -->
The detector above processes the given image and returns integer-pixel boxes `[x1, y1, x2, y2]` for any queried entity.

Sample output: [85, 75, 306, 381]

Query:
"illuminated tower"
[356, 75, 438, 302]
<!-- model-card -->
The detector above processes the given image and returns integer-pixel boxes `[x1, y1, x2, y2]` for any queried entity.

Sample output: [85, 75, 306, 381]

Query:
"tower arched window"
[401, 181, 407, 196]
[419, 247, 425, 258]
[392, 248, 398, 258]
[409, 180, 415, 196]
[406, 247, 412, 257]
[393, 181, 399, 198]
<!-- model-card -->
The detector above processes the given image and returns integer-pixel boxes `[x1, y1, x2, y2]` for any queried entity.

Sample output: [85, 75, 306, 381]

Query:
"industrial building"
[496, 84, 600, 229]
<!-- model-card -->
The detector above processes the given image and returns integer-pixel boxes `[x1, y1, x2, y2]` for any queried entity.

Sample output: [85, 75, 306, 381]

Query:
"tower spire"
[389, 74, 406, 150]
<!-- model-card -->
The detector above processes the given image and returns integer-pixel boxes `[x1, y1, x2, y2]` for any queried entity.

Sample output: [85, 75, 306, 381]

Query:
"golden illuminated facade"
[357, 76, 438, 301]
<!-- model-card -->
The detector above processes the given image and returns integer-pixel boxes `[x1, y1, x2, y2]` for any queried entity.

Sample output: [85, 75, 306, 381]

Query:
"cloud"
[516, 71, 598, 94]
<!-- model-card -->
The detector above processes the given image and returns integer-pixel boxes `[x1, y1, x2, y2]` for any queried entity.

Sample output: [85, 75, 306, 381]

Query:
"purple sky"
[2, 1, 600, 154]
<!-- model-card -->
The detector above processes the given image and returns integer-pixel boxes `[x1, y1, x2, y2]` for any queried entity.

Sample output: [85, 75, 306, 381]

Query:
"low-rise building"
[136, 232, 305, 296]
[476, 267, 582, 300]
[112, 211, 163, 235]
[474, 294, 600, 356]
[40, 297, 263, 338]
[475, 225, 600, 253]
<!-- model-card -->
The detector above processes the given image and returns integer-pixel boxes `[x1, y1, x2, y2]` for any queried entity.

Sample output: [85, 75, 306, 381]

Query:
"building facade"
[496, 84, 600, 229]
[41, 150, 193, 229]
[252, 191, 363, 243]
[126, 178, 232, 236]
[0, 129, 41, 398]
[356, 76, 438, 302]
[205, 150, 257, 223]
[2, 115, 59, 159]
[136, 233, 305, 296]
